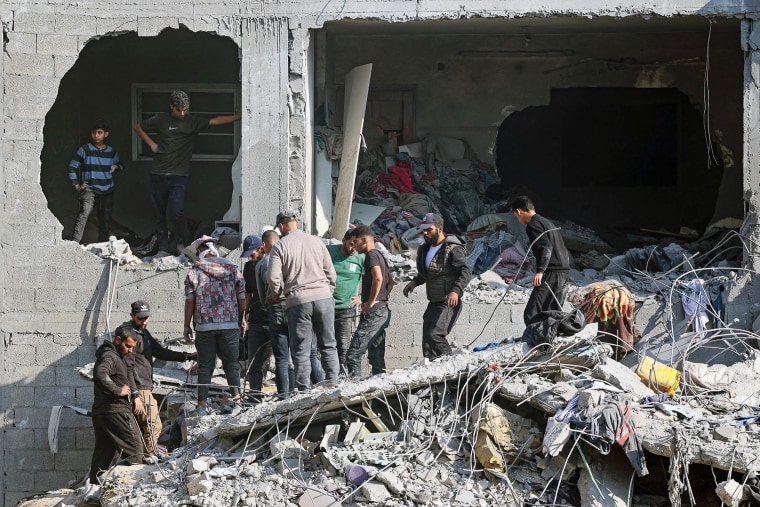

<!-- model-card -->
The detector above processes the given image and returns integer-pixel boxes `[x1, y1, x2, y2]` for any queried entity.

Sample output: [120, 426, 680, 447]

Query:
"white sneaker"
[143, 455, 159, 465]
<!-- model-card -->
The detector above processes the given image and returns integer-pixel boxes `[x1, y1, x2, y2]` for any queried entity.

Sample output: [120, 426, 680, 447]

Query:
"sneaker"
[193, 405, 212, 417]
[220, 399, 242, 416]
[143, 455, 159, 465]
[176, 243, 186, 255]
[154, 250, 171, 259]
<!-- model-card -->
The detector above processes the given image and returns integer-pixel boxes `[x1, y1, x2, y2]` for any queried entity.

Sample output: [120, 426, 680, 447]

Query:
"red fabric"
[371, 163, 417, 196]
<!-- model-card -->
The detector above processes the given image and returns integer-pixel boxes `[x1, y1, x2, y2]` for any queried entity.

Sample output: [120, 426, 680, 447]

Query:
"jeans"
[524, 271, 569, 325]
[195, 328, 240, 402]
[310, 336, 324, 385]
[422, 300, 463, 360]
[267, 303, 294, 397]
[149, 174, 188, 252]
[287, 298, 339, 390]
[346, 305, 391, 378]
[72, 189, 114, 243]
[246, 321, 272, 396]
[334, 307, 358, 371]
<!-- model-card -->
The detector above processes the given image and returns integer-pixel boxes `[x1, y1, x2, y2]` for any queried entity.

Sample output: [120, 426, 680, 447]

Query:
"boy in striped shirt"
[68, 120, 125, 243]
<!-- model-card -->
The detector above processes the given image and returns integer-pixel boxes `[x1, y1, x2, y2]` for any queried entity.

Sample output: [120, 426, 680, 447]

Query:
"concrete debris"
[715, 479, 746, 506]
[25, 317, 760, 507]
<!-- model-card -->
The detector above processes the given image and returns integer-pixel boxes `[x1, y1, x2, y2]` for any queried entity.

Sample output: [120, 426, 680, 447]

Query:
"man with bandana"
[403, 213, 471, 359]
[183, 235, 245, 415]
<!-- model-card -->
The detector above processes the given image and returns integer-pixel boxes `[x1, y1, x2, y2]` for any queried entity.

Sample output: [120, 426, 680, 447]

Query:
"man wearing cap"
[134, 90, 242, 257]
[327, 229, 365, 371]
[510, 195, 570, 325]
[240, 234, 273, 399]
[403, 213, 471, 359]
[184, 235, 246, 414]
[123, 300, 197, 459]
[266, 210, 340, 390]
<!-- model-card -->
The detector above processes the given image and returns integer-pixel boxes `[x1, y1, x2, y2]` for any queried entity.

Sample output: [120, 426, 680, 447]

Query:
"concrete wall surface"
[0, 1, 758, 506]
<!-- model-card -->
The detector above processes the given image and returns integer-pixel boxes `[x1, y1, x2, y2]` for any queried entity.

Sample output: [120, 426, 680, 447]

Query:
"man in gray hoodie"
[184, 235, 245, 414]
[266, 210, 339, 390]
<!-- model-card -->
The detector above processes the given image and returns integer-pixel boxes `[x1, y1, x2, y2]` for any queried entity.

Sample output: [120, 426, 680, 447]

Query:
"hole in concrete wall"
[494, 87, 723, 248]
[41, 27, 241, 248]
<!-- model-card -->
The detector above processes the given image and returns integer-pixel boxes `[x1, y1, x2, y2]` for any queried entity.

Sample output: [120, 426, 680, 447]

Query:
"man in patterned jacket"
[183, 235, 245, 415]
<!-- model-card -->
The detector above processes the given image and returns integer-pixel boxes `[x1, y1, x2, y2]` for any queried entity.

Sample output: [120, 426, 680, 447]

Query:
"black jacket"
[92, 341, 137, 415]
[526, 214, 569, 273]
[123, 321, 187, 390]
[413, 235, 471, 303]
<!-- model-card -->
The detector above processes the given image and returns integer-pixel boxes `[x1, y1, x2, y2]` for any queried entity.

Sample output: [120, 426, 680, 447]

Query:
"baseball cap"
[131, 300, 151, 319]
[275, 210, 298, 225]
[419, 213, 444, 230]
[241, 234, 263, 258]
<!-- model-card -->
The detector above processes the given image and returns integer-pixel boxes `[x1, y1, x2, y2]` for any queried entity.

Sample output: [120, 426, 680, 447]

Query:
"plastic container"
[636, 356, 681, 397]
[346, 465, 368, 486]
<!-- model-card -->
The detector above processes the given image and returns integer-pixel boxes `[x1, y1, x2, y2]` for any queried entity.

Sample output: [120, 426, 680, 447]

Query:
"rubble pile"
[36, 324, 760, 507]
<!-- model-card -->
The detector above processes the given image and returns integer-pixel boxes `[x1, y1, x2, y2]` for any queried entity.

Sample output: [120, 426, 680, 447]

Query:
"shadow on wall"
[494, 87, 724, 250]
[39, 27, 241, 245]
[1, 263, 117, 504]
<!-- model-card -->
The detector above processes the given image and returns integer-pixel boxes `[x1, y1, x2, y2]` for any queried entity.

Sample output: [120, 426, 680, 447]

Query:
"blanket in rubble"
[522, 309, 587, 347]
[570, 280, 641, 358]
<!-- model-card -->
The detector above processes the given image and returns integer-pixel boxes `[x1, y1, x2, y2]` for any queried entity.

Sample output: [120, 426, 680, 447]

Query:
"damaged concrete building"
[1, 0, 760, 506]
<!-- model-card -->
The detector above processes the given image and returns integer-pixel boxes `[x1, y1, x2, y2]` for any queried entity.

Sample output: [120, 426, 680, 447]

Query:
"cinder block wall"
[0, 2, 750, 506]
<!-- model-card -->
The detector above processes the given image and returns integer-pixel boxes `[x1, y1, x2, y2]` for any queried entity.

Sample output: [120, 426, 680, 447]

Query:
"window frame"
[131, 83, 241, 161]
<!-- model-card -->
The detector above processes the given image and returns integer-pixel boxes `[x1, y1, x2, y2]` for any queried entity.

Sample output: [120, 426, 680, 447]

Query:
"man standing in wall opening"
[134, 90, 241, 257]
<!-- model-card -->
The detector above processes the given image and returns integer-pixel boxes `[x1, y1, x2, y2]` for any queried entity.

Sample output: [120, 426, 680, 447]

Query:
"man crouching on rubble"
[403, 213, 471, 359]
[510, 195, 570, 325]
[90, 325, 145, 484]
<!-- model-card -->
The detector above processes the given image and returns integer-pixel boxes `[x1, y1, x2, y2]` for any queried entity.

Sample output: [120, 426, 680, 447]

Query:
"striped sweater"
[67, 143, 124, 194]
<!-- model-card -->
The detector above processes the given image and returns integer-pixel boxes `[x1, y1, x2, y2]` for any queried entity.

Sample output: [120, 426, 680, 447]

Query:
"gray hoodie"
[266, 229, 336, 308]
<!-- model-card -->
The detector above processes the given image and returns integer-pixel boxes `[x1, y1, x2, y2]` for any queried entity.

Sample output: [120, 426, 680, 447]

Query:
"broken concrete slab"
[578, 447, 634, 507]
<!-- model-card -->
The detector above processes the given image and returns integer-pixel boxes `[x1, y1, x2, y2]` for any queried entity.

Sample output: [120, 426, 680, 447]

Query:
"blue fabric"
[68, 143, 124, 193]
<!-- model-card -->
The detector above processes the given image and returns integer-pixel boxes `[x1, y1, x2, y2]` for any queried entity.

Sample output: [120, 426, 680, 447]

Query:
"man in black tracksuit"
[90, 326, 144, 483]
[511, 195, 570, 325]
[403, 213, 471, 359]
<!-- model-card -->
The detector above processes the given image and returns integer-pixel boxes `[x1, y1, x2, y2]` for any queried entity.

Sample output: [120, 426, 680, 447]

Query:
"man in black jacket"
[90, 326, 144, 483]
[403, 213, 471, 359]
[124, 300, 196, 459]
[510, 195, 570, 325]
